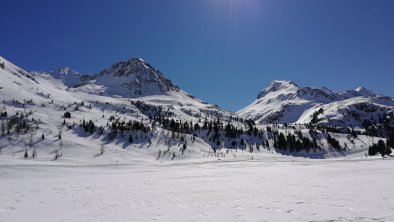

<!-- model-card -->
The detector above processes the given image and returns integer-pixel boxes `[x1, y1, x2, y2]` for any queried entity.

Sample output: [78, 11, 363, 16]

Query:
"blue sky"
[1, 0, 393, 111]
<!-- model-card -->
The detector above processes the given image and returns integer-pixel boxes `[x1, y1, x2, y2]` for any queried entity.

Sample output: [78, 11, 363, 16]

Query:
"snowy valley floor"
[1, 157, 394, 222]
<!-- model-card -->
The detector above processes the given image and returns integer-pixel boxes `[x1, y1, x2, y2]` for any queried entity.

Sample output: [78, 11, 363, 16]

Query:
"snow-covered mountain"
[28, 57, 231, 122]
[237, 80, 394, 128]
[238, 80, 341, 124]
[0, 55, 240, 156]
[76, 58, 180, 97]
[49, 66, 82, 88]
[0, 55, 393, 164]
[73, 57, 232, 120]
[0, 55, 229, 162]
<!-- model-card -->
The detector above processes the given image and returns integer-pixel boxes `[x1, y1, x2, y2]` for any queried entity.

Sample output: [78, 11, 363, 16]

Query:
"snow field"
[1, 158, 394, 222]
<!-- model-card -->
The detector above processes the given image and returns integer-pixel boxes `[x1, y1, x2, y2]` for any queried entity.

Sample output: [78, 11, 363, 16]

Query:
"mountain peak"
[57, 66, 71, 71]
[128, 57, 145, 63]
[84, 57, 180, 97]
[257, 80, 299, 99]
[101, 57, 153, 78]
[349, 86, 375, 97]
[355, 86, 373, 93]
[48, 66, 82, 87]
[271, 80, 298, 86]
[123, 57, 146, 66]
[54, 66, 80, 76]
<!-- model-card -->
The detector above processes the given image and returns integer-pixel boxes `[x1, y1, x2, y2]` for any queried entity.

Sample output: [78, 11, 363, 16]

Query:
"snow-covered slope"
[297, 96, 394, 128]
[238, 80, 339, 124]
[0, 56, 240, 164]
[237, 80, 394, 127]
[0, 56, 217, 163]
[0, 55, 392, 164]
[0, 56, 77, 103]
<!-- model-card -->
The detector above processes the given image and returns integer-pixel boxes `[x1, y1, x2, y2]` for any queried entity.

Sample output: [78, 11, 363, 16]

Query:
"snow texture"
[1, 158, 394, 222]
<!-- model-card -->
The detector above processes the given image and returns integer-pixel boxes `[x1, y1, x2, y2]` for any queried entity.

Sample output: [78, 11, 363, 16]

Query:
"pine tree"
[368, 144, 378, 156]
[377, 140, 387, 157]
[277, 133, 287, 150]
[58, 129, 62, 140]
[1, 120, 5, 136]
[327, 134, 341, 150]
[181, 143, 187, 154]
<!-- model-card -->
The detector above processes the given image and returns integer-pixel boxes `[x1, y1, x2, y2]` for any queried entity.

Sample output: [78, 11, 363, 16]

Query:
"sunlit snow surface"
[1, 157, 394, 222]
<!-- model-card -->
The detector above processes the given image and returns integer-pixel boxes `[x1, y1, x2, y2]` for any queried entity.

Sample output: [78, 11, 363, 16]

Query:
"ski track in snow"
[1, 158, 394, 222]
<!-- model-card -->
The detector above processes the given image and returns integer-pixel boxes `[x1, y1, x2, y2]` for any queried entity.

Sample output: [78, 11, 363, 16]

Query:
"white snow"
[1, 158, 394, 222]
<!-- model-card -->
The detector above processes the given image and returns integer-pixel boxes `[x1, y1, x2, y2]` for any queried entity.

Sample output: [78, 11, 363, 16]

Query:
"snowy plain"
[1, 157, 394, 222]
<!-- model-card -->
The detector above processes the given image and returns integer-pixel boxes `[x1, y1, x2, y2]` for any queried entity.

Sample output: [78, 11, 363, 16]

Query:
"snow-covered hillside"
[0, 56, 393, 166]
[237, 80, 394, 128]
[0, 56, 77, 102]
[0, 56, 237, 164]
